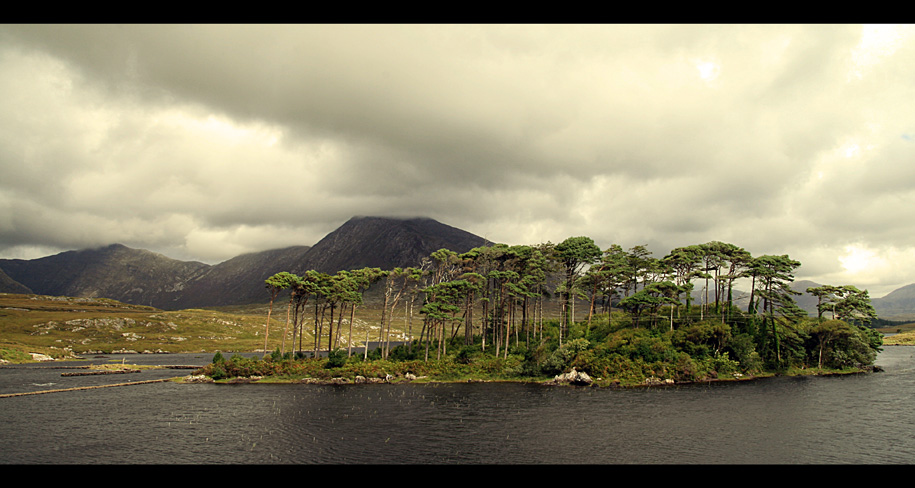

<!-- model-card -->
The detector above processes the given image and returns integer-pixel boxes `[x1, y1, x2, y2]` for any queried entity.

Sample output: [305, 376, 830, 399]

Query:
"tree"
[280, 273, 308, 356]
[810, 319, 855, 368]
[326, 270, 361, 353]
[264, 272, 299, 355]
[263, 272, 295, 354]
[554, 236, 601, 344]
[307, 270, 333, 357]
[617, 280, 682, 329]
[717, 243, 753, 321]
[662, 245, 704, 318]
[346, 267, 385, 356]
[807, 284, 878, 325]
[747, 254, 803, 366]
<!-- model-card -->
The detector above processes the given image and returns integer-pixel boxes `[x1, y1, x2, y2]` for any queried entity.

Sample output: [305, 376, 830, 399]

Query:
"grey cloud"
[1, 24, 914, 295]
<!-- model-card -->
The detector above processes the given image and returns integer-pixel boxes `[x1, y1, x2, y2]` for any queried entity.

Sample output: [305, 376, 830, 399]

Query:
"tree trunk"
[264, 294, 276, 354]
[348, 304, 356, 357]
[281, 297, 293, 355]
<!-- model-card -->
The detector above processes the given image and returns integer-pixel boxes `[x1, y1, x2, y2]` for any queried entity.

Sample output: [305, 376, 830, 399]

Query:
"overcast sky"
[1, 24, 914, 297]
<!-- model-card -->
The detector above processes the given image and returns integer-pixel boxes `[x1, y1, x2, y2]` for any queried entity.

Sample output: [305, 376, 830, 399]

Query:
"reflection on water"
[1, 347, 914, 464]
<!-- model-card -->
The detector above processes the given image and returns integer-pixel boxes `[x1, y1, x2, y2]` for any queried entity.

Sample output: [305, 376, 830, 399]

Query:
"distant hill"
[684, 279, 828, 318]
[788, 280, 915, 322]
[0, 216, 490, 310]
[872, 284, 915, 321]
[790, 280, 824, 316]
[0, 267, 32, 294]
[0, 244, 210, 309]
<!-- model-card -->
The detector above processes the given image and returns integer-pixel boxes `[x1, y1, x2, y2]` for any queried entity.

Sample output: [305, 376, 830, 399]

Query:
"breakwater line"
[0, 378, 172, 398]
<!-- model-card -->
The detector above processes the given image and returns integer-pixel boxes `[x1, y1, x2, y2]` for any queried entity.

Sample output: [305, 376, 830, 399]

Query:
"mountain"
[872, 284, 915, 321]
[0, 216, 490, 310]
[0, 244, 211, 308]
[290, 216, 490, 274]
[0, 267, 32, 294]
[790, 280, 824, 316]
[170, 245, 312, 309]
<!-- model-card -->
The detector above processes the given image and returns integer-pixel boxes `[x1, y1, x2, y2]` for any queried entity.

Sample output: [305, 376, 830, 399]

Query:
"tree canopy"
[249, 236, 883, 385]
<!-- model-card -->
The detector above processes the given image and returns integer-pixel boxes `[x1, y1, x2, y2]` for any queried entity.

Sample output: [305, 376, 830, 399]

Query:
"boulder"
[549, 367, 593, 386]
[644, 376, 675, 386]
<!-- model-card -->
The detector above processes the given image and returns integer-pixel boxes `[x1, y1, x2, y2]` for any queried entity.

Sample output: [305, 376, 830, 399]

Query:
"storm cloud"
[1, 24, 913, 296]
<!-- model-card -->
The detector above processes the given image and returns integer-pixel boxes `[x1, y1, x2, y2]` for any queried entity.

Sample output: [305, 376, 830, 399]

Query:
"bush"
[326, 349, 347, 368]
[702, 352, 741, 377]
[540, 338, 590, 375]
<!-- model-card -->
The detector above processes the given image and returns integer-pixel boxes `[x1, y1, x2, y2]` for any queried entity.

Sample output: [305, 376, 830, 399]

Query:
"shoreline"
[180, 363, 880, 389]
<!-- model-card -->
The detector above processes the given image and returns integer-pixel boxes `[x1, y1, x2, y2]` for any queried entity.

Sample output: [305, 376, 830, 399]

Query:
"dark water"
[2, 347, 914, 464]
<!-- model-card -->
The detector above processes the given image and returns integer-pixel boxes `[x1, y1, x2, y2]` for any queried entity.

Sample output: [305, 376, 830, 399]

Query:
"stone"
[549, 367, 593, 386]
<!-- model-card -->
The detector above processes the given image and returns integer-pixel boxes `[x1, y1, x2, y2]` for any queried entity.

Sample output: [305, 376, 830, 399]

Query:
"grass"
[0, 292, 424, 362]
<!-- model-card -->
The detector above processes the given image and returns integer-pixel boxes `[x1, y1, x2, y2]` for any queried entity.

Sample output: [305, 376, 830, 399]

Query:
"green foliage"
[155, 239, 885, 385]
[212, 351, 225, 364]
[671, 321, 731, 359]
[0, 347, 34, 363]
[540, 338, 591, 375]
[725, 333, 759, 370]
[326, 349, 347, 368]
[701, 352, 741, 377]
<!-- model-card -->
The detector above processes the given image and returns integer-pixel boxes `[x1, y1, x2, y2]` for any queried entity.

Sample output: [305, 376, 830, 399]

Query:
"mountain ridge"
[0, 216, 490, 310]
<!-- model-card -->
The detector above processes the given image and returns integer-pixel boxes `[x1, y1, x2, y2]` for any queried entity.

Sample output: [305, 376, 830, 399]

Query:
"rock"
[355, 375, 385, 384]
[549, 367, 593, 386]
[644, 376, 675, 386]
[184, 374, 214, 383]
[29, 353, 54, 361]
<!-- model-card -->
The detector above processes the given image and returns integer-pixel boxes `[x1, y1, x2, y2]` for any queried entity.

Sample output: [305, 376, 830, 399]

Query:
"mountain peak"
[295, 216, 489, 274]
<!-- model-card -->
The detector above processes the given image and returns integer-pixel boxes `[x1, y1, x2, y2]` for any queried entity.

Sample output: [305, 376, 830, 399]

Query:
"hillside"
[871, 283, 915, 321]
[171, 245, 312, 309]
[0, 293, 269, 358]
[290, 216, 490, 274]
[0, 216, 490, 311]
[0, 244, 211, 309]
[0, 268, 32, 294]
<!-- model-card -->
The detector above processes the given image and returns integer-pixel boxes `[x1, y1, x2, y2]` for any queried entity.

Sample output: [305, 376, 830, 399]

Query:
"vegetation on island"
[195, 238, 885, 387]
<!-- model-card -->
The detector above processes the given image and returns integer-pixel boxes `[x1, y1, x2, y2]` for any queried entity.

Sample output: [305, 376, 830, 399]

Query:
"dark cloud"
[1, 24, 914, 297]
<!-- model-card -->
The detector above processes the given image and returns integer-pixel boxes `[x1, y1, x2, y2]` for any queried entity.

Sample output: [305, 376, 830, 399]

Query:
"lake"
[2, 346, 914, 464]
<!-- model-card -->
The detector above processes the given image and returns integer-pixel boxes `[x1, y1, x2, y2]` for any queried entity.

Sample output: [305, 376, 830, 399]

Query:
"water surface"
[2, 347, 913, 464]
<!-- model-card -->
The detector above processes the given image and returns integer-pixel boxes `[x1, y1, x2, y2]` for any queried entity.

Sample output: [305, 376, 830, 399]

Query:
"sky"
[1, 24, 914, 297]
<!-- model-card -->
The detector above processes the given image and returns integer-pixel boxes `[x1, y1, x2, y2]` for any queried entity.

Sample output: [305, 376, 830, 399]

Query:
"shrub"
[326, 349, 347, 368]
[541, 338, 591, 375]
[702, 352, 741, 377]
